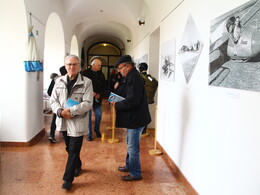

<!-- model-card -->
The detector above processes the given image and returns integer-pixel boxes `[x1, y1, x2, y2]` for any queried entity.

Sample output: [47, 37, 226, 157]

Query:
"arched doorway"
[70, 35, 79, 56]
[44, 12, 65, 90]
[83, 42, 122, 97]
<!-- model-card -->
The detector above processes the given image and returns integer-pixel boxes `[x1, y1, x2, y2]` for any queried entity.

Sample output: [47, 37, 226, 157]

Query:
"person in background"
[108, 69, 122, 93]
[233, 16, 242, 43]
[47, 73, 59, 143]
[50, 54, 93, 190]
[47, 67, 67, 143]
[59, 65, 67, 76]
[138, 62, 158, 135]
[113, 55, 151, 181]
[82, 56, 106, 141]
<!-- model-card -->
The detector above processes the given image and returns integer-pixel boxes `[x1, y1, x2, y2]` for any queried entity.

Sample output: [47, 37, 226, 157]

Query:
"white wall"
[44, 12, 65, 89]
[0, 0, 43, 141]
[152, 0, 260, 194]
[2, 0, 260, 194]
[0, 0, 67, 142]
[70, 35, 79, 57]
[148, 28, 160, 129]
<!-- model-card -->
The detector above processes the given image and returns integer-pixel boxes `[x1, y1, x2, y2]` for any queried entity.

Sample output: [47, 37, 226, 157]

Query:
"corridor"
[0, 101, 194, 195]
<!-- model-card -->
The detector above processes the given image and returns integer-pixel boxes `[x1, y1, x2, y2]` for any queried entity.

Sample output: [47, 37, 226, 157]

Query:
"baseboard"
[156, 141, 198, 195]
[0, 128, 45, 147]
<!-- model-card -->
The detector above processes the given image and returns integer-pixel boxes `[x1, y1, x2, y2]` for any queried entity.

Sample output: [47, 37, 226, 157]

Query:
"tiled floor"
[0, 102, 193, 194]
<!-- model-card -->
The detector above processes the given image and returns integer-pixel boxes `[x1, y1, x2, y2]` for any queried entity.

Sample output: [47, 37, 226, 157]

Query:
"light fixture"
[137, 16, 145, 26]
[138, 20, 145, 25]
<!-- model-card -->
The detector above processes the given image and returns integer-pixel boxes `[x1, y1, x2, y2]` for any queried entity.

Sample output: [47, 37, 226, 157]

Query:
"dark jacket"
[140, 72, 158, 104]
[115, 68, 151, 129]
[82, 68, 106, 105]
[47, 79, 55, 96]
[108, 72, 122, 93]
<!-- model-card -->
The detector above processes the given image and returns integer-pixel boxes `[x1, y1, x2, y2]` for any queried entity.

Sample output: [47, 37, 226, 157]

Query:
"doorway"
[82, 42, 122, 97]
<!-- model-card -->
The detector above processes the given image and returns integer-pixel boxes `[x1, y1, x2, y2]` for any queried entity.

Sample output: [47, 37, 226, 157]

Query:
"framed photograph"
[160, 38, 176, 82]
[209, 0, 260, 92]
[178, 14, 203, 84]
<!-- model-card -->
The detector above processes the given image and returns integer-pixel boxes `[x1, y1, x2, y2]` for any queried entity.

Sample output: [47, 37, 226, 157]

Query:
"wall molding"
[0, 128, 45, 147]
[157, 141, 198, 195]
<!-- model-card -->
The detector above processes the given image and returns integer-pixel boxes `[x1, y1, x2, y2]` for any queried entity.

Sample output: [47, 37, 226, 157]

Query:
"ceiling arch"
[62, 0, 151, 50]
[76, 21, 132, 49]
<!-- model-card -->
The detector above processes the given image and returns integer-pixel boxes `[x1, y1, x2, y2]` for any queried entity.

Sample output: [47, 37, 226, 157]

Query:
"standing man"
[50, 54, 93, 190]
[113, 55, 151, 181]
[82, 56, 106, 141]
[138, 62, 158, 135]
[233, 16, 242, 43]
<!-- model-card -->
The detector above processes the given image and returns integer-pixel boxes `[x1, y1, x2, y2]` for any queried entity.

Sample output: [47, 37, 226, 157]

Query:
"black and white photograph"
[134, 53, 148, 68]
[209, 0, 260, 92]
[160, 38, 176, 82]
[140, 53, 148, 64]
[178, 14, 203, 84]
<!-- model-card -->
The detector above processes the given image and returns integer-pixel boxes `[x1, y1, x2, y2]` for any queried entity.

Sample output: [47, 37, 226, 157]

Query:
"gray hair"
[50, 73, 58, 79]
[90, 56, 102, 65]
[64, 54, 81, 64]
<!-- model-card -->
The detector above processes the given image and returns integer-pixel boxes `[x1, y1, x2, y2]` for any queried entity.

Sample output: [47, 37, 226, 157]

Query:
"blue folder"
[108, 92, 125, 102]
[65, 98, 79, 108]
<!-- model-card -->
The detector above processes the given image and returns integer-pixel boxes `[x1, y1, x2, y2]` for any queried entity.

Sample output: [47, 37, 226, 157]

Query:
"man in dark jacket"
[82, 56, 106, 141]
[113, 55, 151, 181]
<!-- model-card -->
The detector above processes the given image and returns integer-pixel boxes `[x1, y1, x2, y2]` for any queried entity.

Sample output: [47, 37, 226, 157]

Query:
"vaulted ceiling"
[62, 0, 158, 50]
[25, 0, 177, 52]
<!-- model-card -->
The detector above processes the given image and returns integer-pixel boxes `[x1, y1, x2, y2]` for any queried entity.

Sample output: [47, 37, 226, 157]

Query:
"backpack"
[140, 73, 158, 104]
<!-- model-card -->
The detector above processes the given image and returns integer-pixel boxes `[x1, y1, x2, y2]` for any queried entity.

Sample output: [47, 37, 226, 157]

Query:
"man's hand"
[61, 108, 72, 119]
[114, 82, 119, 89]
[95, 93, 100, 99]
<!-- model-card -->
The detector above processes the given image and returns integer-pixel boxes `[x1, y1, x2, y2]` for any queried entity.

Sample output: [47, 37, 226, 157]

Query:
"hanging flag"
[24, 25, 43, 72]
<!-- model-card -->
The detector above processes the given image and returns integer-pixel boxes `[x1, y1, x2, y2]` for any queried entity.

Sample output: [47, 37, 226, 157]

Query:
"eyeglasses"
[117, 64, 126, 70]
[66, 63, 79, 66]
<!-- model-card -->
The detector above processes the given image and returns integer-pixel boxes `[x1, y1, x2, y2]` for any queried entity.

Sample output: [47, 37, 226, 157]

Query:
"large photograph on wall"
[134, 53, 148, 69]
[178, 14, 203, 84]
[209, 0, 260, 92]
[160, 38, 176, 82]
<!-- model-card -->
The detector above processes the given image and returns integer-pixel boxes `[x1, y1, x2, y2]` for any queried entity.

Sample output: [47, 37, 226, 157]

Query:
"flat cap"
[114, 55, 133, 68]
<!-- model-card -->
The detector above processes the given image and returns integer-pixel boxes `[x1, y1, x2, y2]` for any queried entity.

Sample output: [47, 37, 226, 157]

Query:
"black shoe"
[61, 181, 72, 190]
[74, 167, 81, 177]
[48, 136, 56, 143]
[118, 166, 129, 172]
[121, 175, 142, 181]
[87, 136, 93, 141]
[96, 131, 102, 138]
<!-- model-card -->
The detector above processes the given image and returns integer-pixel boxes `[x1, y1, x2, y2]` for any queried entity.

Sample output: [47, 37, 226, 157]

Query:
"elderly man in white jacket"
[50, 54, 93, 190]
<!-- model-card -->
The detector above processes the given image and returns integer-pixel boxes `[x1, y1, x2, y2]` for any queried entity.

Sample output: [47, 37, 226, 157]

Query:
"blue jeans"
[125, 126, 144, 177]
[88, 104, 102, 137]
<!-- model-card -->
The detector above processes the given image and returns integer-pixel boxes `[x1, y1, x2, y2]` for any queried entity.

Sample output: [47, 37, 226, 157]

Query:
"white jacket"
[50, 74, 93, 137]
